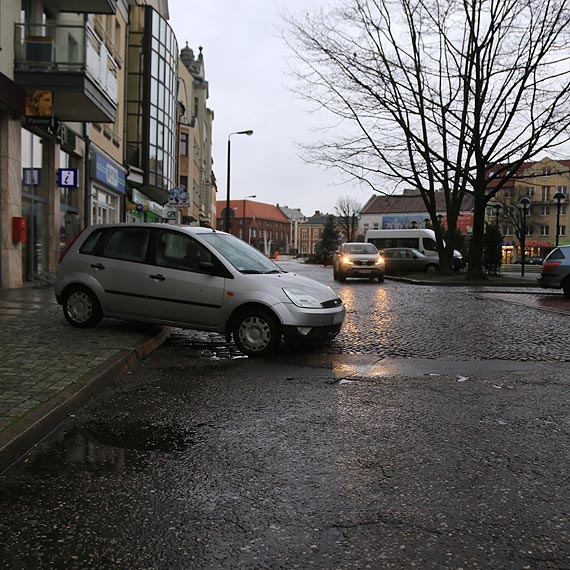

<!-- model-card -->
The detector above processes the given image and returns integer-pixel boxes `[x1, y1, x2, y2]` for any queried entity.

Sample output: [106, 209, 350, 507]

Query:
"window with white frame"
[525, 225, 533, 236]
[541, 186, 550, 201]
[301, 229, 308, 239]
[560, 225, 566, 236]
[502, 225, 513, 235]
[541, 205, 550, 215]
[558, 186, 568, 195]
[526, 186, 535, 197]
[373, 222, 379, 230]
[540, 225, 549, 236]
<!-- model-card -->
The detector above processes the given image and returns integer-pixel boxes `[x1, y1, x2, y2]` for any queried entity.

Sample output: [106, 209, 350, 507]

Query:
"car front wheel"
[62, 286, 103, 328]
[233, 309, 282, 356]
[425, 264, 438, 274]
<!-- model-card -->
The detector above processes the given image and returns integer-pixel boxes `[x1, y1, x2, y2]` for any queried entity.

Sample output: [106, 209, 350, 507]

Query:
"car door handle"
[90, 263, 105, 270]
[150, 273, 166, 282]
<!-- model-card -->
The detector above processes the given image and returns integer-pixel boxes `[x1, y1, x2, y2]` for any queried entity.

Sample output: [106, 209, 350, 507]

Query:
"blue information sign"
[57, 168, 79, 188]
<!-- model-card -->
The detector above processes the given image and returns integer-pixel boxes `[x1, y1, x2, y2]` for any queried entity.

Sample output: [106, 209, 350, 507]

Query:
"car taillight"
[59, 227, 87, 263]
[542, 261, 561, 273]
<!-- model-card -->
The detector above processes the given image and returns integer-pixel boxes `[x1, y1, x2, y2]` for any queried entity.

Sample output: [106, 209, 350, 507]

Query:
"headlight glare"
[341, 256, 353, 265]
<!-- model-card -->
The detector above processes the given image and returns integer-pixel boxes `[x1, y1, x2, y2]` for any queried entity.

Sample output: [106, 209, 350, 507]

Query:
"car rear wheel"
[233, 309, 282, 357]
[425, 264, 438, 274]
[62, 286, 103, 328]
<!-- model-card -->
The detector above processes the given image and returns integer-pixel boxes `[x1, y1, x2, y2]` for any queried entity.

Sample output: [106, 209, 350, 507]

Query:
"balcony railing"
[14, 23, 118, 103]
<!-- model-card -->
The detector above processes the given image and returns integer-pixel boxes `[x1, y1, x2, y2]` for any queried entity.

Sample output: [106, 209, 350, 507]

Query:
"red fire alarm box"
[12, 217, 28, 243]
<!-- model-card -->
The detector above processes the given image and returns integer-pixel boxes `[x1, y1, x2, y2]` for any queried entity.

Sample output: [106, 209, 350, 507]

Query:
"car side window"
[99, 228, 151, 263]
[155, 231, 213, 274]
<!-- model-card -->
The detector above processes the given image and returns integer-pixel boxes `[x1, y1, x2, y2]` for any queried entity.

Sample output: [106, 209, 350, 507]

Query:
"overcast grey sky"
[167, 0, 372, 217]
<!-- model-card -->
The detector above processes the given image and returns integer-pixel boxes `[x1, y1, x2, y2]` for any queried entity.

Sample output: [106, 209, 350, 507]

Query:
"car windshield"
[344, 244, 378, 254]
[200, 232, 285, 274]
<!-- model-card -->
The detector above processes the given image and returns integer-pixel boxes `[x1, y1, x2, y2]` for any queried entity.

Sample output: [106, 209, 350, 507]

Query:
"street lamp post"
[493, 202, 503, 227]
[224, 130, 254, 233]
[242, 194, 256, 242]
[554, 190, 566, 247]
[519, 197, 531, 277]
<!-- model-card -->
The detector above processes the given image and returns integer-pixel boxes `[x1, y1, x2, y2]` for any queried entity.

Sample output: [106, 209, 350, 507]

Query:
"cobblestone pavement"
[1, 261, 568, 471]
[0, 287, 168, 471]
[170, 261, 570, 363]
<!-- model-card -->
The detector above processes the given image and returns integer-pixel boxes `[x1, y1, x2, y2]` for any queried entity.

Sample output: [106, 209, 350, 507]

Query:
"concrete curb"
[385, 275, 540, 287]
[0, 327, 171, 475]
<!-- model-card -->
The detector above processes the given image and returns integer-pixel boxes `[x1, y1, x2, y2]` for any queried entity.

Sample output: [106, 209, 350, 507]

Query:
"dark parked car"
[527, 256, 543, 265]
[380, 248, 439, 274]
[332, 242, 385, 282]
[538, 246, 570, 297]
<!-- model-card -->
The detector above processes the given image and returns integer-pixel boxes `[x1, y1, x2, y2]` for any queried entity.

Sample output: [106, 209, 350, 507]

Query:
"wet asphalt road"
[1, 262, 570, 570]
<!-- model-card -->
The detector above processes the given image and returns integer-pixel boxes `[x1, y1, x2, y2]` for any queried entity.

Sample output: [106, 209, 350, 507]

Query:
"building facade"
[0, 0, 215, 289]
[359, 190, 475, 237]
[490, 157, 570, 262]
[297, 211, 337, 257]
[216, 199, 289, 258]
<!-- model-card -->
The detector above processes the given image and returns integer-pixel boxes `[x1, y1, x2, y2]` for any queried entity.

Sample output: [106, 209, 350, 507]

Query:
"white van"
[365, 229, 463, 268]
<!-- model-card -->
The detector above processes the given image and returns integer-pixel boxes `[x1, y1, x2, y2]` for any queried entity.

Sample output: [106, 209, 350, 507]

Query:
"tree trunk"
[467, 193, 487, 279]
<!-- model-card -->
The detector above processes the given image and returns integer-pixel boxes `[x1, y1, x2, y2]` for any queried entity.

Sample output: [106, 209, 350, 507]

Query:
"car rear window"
[80, 227, 151, 263]
[546, 248, 564, 260]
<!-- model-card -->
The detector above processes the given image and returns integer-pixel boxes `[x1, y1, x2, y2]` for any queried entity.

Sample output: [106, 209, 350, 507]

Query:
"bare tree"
[335, 196, 362, 241]
[284, 0, 570, 276]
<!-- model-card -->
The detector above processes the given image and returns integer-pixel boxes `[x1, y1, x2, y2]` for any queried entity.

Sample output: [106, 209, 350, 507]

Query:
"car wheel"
[425, 264, 438, 274]
[563, 277, 570, 298]
[233, 309, 282, 357]
[62, 286, 103, 328]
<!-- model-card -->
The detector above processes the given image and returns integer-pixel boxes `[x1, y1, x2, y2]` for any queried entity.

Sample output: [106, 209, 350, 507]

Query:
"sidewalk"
[0, 285, 169, 474]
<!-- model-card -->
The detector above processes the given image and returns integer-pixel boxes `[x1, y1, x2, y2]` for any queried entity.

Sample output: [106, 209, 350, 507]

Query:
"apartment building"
[490, 157, 570, 262]
[0, 0, 215, 289]
[297, 211, 337, 257]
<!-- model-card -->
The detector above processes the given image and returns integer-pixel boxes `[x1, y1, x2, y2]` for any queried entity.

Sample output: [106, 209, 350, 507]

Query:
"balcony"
[14, 23, 118, 123]
[49, 0, 116, 14]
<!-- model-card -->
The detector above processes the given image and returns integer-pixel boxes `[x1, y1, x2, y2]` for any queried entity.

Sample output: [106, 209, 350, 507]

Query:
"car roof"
[85, 223, 221, 235]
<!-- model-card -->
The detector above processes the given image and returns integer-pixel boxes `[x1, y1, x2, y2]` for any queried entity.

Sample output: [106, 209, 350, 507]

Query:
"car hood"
[245, 272, 340, 303]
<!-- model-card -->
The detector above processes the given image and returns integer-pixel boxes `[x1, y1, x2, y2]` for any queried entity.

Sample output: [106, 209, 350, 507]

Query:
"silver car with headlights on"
[332, 242, 385, 282]
[54, 224, 345, 357]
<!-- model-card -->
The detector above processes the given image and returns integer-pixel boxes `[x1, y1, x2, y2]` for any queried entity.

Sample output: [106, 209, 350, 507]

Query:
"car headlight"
[283, 288, 322, 308]
[341, 256, 354, 265]
[375, 256, 384, 266]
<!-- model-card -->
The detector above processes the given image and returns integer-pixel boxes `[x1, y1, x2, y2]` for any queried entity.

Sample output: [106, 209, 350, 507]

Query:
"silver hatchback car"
[54, 224, 345, 356]
[538, 246, 570, 298]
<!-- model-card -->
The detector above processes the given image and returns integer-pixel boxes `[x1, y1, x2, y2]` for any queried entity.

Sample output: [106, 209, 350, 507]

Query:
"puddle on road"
[6, 420, 195, 481]
[330, 356, 547, 379]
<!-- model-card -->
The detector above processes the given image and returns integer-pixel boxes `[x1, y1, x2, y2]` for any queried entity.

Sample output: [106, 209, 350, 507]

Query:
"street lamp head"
[519, 197, 531, 212]
[492, 202, 503, 213]
[230, 130, 254, 138]
[554, 190, 566, 203]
